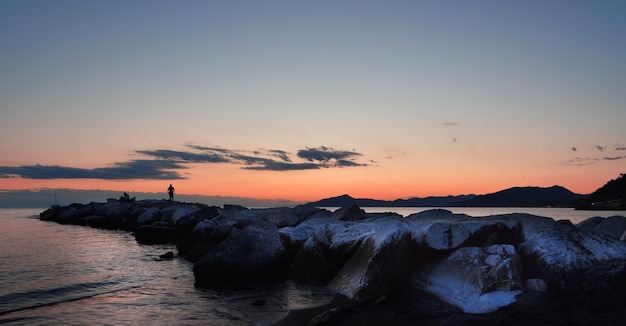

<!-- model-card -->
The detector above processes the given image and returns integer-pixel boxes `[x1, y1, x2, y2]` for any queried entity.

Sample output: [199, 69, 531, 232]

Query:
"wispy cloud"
[602, 155, 626, 161]
[0, 144, 371, 180]
[564, 155, 626, 166]
[0, 160, 185, 180]
[442, 122, 459, 126]
[615, 143, 626, 151]
[136, 149, 229, 163]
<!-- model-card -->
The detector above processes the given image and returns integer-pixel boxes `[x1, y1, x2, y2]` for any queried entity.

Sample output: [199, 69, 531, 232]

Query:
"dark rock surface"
[40, 200, 626, 323]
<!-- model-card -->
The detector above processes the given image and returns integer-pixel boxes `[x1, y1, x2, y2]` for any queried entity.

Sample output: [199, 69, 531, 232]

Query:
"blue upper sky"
[1, 1, 625, 201]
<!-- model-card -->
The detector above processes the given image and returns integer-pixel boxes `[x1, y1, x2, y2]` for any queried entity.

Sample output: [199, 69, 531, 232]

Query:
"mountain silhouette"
[309, 185, 586, 208]
[576, 173, 626, 210]
[463, 185, 586, 207]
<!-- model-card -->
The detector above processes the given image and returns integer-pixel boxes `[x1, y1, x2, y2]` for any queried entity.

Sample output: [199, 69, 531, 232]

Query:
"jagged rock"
[576, 216, 604, 231]
[593, 215, 626, 240]
[223, 204, 248, 211]
[193, 221, 289, 286]
[262, 206, 313, 228]
[134, 225, 185, 244]
[176, 236, 201, 257]
[519, 222, 626, 290]
[185, 242, 214, 263]
[332, 204, 366, 221]
[411, 244, 523, 314]
[526, 278, 547, 292]
[406, 208, 459, 219]
[94, 202, 132, 221]
[160, 204, 205, 226]
[286, 237, 340, 285]
[56, 203, 96, 223]
[79, 215, 112, 228]
[406, 211, 521, 250]
[329, 218, 415, 300]
[190, 218, 238, 243]
[137, 207, 160, 225]
[278, 215, 338, 253]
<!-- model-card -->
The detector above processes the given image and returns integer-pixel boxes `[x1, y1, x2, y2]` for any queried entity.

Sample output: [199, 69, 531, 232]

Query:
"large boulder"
[53, 203, 96, 223]
[160, 204, 201, 225]
[193, 221, 289, 286]
[329, 218, 415, 300]
[79, 215, 113, 229]
[331, 204, 366, 221]
[263, 205, 325, 228]
[190, 218, 240, 244]
[286, 237, 341, 285]
[519, 222, 626, 290]
[93, 201, 132, 220]
[576, 216, 604, 231]
[134, 225, 185, 244]
[278, 216, 337, 256]
[592, 215, 626, 240]
[405, 210, 522, 251]
[411, 244, 523, 314]
[137, 207, 160, 225]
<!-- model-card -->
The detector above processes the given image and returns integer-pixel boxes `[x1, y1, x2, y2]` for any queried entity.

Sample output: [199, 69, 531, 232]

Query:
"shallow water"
[0, 209, 332, 325]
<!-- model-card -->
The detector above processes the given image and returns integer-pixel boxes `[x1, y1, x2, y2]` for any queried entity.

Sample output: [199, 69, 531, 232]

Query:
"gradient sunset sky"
[1, 1, 625, 202]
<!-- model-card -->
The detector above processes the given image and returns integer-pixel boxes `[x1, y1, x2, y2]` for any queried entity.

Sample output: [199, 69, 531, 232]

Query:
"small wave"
[0, 281, 137, 317]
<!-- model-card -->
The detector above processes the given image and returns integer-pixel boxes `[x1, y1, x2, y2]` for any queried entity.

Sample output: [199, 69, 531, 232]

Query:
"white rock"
[137, 207, 160, 224]
[412, 244, 523, 314]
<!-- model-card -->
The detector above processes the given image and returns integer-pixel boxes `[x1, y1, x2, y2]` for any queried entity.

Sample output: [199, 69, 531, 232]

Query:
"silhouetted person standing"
[168, 184, 175, 201]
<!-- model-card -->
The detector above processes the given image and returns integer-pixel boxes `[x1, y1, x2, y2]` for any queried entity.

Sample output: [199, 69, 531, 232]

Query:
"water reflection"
[0, 210, 332, 325]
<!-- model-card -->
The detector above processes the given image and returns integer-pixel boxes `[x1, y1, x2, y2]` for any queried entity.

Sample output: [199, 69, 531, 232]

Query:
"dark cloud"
[615, 143, 626, 151]
[136, 149, 229, 163]
[0, 144, 370, 180]
[603, 155, 626, 161]
[268, 149, 291, 162]
[178, 145, 369, 170]
[593, 145, 607, 152]
[297, 146, 362, 162]
[0, 160, 185, 180]
[571, 147, 577, 152]
[244, 161, 320, 171]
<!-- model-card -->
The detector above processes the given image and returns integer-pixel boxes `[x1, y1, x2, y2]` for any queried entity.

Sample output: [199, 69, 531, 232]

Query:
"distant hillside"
[310, 194, 476, 208]
[309, 185, 586, 208]
[576, 173, 626, 210]
[463, 185, 586, 207]
[0, 189, 298, 208]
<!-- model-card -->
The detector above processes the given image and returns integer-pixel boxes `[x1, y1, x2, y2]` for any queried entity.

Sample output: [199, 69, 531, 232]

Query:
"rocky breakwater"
[40, 201, 626, 320]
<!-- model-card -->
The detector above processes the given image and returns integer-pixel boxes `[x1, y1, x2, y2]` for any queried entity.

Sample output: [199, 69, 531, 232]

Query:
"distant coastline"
[0, 189, 299, 209]
[1, 185, 588, 209]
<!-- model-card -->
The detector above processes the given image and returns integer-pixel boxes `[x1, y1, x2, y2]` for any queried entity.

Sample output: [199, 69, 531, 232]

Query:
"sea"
[1, 207, 625, 325]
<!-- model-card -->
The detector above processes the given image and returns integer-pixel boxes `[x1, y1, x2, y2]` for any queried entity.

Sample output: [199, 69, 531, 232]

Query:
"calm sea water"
[0, 208, 332, 326]
[1, 207, 625, 325]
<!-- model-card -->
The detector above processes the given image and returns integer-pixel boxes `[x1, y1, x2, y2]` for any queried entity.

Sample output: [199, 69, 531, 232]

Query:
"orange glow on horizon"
[0, 165, 612, 204]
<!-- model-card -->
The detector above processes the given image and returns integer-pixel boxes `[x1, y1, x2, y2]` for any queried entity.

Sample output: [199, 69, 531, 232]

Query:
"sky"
[1, 0, 625, 203]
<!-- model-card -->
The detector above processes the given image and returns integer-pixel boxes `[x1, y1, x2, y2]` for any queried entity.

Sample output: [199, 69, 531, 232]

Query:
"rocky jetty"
[40, 200, 626, 323]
